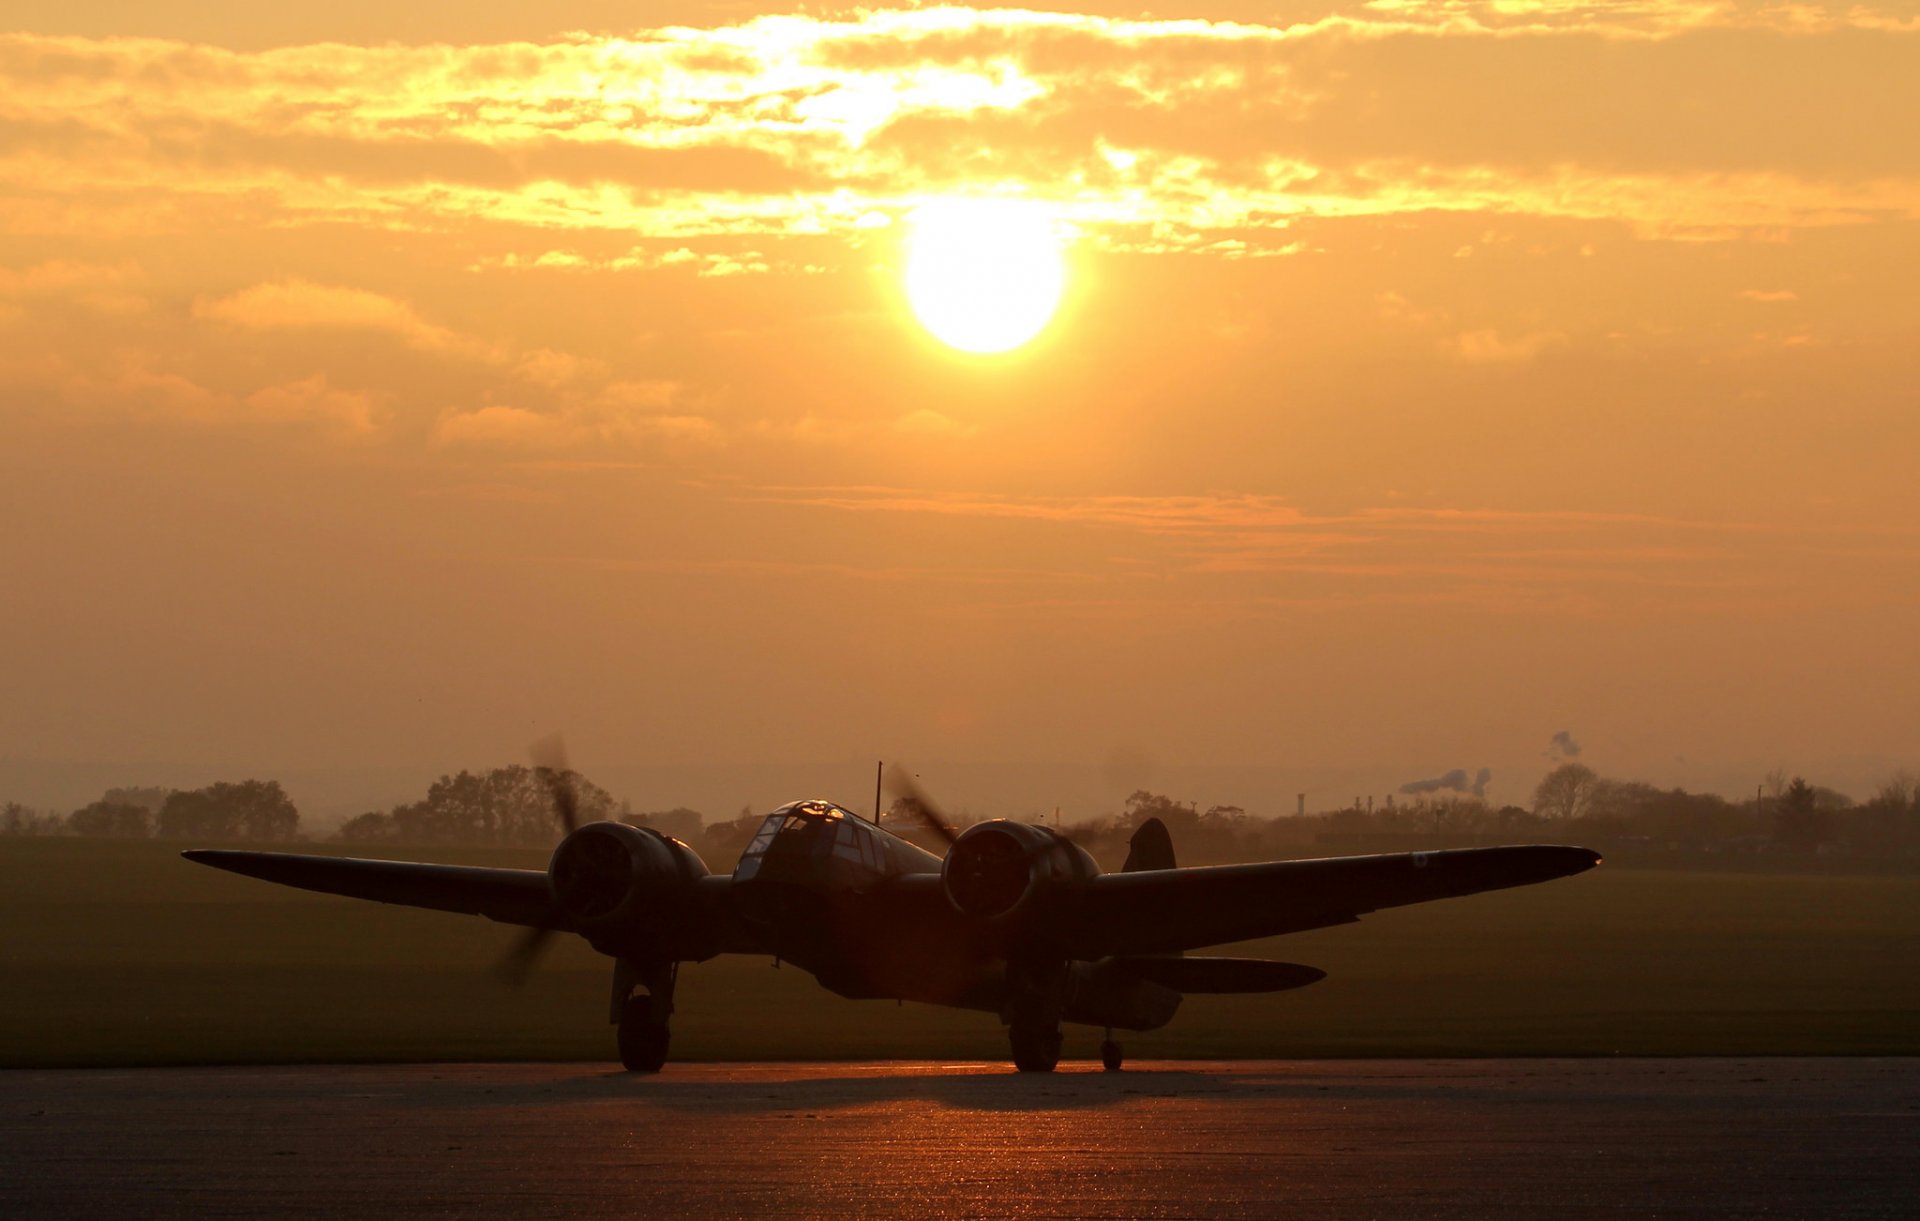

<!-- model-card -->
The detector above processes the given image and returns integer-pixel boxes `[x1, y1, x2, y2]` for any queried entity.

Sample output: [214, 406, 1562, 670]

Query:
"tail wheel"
[617, 995, 670, 1073]
[1009, 1023, 1061, 1073]
[1100, 1039, 1124, 1072]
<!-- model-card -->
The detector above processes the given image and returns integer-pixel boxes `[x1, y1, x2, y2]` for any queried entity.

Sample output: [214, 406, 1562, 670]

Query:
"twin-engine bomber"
[185, 765, 1599, 1072]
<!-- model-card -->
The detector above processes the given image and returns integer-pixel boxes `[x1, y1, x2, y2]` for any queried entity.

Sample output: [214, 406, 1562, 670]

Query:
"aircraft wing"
[1063, 845, 1600, 958]
[183, 850, 567, 929]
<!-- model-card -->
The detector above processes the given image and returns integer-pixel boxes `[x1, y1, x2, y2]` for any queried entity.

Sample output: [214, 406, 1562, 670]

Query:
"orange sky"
[1, 2, 1915, 816]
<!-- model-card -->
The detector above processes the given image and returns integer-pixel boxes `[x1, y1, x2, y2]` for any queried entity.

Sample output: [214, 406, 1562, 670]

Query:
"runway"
[4, 1059, 1915, 1218]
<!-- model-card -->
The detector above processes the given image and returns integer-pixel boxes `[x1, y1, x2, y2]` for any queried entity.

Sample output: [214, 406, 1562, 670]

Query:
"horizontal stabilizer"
[1113, 956, 1325, 994]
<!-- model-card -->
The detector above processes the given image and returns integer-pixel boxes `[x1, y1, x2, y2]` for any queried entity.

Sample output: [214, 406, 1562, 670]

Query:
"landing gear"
[1100, 1029, 1124, 1072]
[617, 995, 670, 1072]
[1009, 1022, 1062, 1073]
[1003, 958, 1067, 1073]
[612, 960, 676, 1073]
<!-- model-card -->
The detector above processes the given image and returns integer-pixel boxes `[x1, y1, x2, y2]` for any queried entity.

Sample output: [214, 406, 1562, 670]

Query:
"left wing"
[183, 850, 566, 929]
[1061, 845, 1599, 958]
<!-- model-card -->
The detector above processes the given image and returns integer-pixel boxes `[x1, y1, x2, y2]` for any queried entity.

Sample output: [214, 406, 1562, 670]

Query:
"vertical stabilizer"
[1121, 817, 1176, 872]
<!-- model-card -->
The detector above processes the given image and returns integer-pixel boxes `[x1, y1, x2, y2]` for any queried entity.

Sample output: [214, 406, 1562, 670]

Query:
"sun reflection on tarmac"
[4, 1060, 1913, 1218]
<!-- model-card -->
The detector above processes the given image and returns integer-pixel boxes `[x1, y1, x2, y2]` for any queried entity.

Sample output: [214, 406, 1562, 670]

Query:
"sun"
[903, 199, 1066, 354]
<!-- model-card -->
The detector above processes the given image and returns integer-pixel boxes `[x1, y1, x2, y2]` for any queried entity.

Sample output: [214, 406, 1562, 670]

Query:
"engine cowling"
[941, 820, 1097, 921]
[546, 821, 709, 929]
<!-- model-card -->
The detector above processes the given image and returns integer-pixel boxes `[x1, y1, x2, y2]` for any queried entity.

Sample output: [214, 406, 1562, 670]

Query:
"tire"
[617, 996, 670, 1073]
[1009, 1024, 1061, 1073]
[1100, 1040, 1124, 1072]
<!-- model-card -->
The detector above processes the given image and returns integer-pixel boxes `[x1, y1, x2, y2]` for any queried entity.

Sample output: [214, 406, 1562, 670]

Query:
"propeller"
[494, 733, 578, 987]
[530, 733, 580, 836]
[883, 763, 959, 851]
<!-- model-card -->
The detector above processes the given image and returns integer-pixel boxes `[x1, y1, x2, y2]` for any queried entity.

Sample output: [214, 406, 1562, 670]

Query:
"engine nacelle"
[941, 820, 1098, 922]
[546, 821, 709, 929]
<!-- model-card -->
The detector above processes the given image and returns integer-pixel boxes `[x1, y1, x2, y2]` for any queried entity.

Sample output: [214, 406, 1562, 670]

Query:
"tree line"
[2, 781, 298, 841]
[0, 765, 703, 849]
[1039, 766, 1920, 865]
[336, 765, 708, 848]
[9, 761, 1916, 866]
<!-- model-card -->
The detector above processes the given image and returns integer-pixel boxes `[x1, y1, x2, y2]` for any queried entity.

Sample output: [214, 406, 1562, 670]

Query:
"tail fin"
[1121, 817, 1176, 872]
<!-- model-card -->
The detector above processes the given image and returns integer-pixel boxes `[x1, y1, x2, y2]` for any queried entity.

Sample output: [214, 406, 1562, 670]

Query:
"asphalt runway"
[3, 1059, 1914, 1219]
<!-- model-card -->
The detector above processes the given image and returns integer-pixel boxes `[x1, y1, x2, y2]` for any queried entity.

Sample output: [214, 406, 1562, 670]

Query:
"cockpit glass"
[735, 801, 883, 878]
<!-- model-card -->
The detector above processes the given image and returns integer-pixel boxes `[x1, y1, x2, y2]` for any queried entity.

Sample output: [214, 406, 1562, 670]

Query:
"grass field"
[2, 838, 1916, 1067]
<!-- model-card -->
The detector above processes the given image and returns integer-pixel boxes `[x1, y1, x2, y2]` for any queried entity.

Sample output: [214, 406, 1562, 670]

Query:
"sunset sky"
[2, 2, 1915, 818]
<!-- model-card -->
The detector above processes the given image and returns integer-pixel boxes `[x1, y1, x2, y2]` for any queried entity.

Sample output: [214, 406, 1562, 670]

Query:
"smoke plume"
[1546, 730, 1582, 760]
[1400, 767, 1493, 798]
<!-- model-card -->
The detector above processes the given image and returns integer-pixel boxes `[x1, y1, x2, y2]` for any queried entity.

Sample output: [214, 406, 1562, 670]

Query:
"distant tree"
[157, 789, 224, 838]
[1585, 779, 1660, 824]
[1124, 791, 1199, 834]
[157, 780, 299, 841]
[1763, 767, 1792, 801]
[68, 800, 151, 838]
[387, 765, 614, 845]
[1810, 786, 1854, 811]
[1201, 804, 1247, 828]
[703, 806, 764, 863]
[1773, 776, 1833, 851]
[1, 801, 64, 836]
[337, 811, 396, 842]
[1495, 804, 1541, 832]
[1871, 771, 1917, 813]
[623, 806, 703, 842]
[102, 786, 170, 815]
[1532, 763, 1599, 821]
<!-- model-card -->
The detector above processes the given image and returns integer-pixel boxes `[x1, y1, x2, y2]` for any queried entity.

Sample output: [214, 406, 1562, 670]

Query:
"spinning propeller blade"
[529, 733, 579, 835]
[493, 733, 578, 986]
[494, 926, 555, 988]
[884, 764, 959, 850]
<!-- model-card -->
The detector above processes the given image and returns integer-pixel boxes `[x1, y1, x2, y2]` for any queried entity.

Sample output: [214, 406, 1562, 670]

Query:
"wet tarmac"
[3, 1059, 1915, 1218]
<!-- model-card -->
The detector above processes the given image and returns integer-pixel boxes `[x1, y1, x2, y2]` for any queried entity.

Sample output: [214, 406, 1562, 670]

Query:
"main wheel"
[617, 995, 670, 1073]
[1100, 1039, 1124, 1072]
[1009, 1023, 1061, 1073]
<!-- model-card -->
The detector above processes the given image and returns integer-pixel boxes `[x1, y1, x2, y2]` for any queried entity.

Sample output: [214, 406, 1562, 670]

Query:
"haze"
[2, 2, 1915, 819]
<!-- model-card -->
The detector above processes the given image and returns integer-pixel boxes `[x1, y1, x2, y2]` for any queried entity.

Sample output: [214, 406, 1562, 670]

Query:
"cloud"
[893, 409, 975, 438]
[243, 375, 377, 434]
[725, 486, 1920, 614]
[0, 260, 146, 316]
[433, 405, 569, 450]
[1448, 328, 1567, 364]
[194, 280, 478, 355]
[513, 348, 605, 389]
[2, 13, 1913, 248]
[432, 381, 713, 451]
[1, 352, 379, 438]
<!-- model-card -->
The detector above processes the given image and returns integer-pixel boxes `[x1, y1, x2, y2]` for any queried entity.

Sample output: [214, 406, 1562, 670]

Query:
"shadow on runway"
[394, 1065, 1232, 1113]
[384, 1060, 1659, 1115]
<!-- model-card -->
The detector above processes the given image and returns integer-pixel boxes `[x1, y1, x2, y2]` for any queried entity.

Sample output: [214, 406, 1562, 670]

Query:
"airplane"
[184, 760, 1600, 1073]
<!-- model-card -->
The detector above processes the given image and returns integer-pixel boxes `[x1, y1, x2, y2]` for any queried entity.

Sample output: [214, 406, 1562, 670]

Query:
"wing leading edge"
[182, 849, 565, 929]
[1064, 844, 1600, 958]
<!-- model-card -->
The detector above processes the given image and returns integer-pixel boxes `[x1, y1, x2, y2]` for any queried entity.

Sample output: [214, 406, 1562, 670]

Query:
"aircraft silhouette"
[185, 757, 1599, 1073]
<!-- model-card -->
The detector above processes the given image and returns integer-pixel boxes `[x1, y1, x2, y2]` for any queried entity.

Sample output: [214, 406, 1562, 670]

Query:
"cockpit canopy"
[734, 800, 900, 882]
